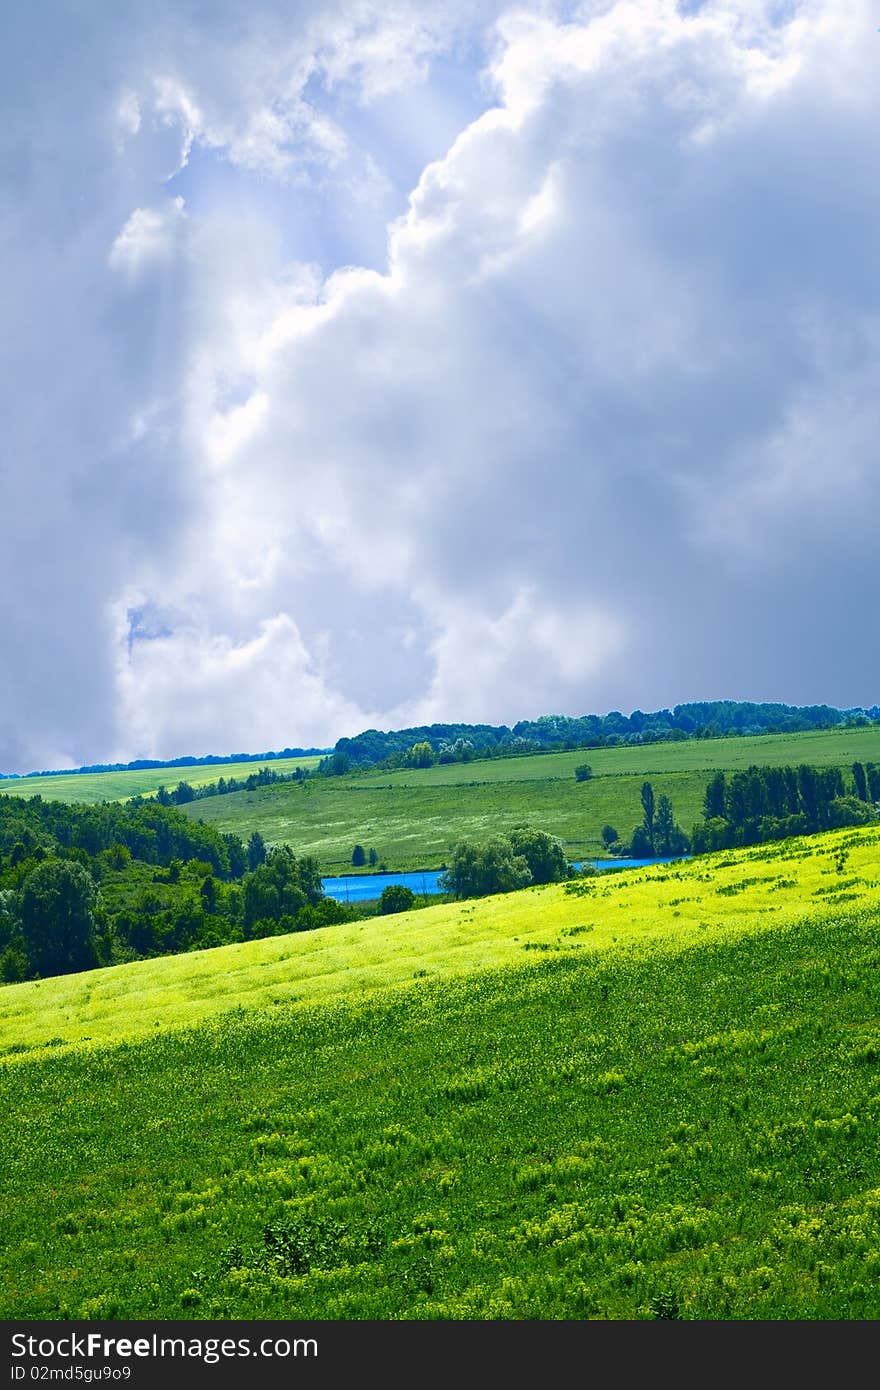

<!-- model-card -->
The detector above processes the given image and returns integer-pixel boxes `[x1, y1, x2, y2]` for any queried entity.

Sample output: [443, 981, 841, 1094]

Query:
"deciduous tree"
[378, 884, 416, 914]
[20, 858, 98, 977]
[640, 782, 655, 852]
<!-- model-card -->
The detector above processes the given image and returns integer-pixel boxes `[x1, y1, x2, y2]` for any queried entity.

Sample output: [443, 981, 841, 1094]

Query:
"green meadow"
[2, 728, 875, 873]
[180, 727, 880, 872]
[3, 825, 880, 1319]
[0, 755, 323, 806]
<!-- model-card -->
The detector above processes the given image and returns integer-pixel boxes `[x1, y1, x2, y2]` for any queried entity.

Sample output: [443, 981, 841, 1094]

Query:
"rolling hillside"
[0, 822, 877, 1057]
[0, 755, 324, 806]
[181, 727, 880, 872]
[2, 825, 880, 1318]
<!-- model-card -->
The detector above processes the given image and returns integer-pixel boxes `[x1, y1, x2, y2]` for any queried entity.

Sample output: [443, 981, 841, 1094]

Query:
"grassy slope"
[0, 755, 324, 806]
[180, 727, 880, 872]
[359, 728, 880, 783]
[2, 824, 878, 1058]
[2, 825, 880, 1318]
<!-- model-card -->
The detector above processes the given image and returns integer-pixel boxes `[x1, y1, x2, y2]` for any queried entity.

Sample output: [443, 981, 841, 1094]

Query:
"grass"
[1, 823, 878, 1059]
[179, 727, 880, 872]
[2, 824, 880, 1318]
[2, 728, 876, 872]
[350, 728, 880, 784]
[0, 755, 324, 806]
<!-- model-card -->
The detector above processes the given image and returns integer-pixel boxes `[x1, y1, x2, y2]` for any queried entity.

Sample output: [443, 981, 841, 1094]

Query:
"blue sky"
[1, 0, 878, 772]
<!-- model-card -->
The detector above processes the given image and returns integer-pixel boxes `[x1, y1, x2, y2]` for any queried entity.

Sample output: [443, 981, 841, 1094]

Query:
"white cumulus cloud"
[1, 0, 878, 772]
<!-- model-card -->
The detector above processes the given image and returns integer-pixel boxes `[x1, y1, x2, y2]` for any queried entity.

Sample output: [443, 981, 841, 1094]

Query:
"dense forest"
[0, 797, 356, 984]
[323, 701, 880, 772]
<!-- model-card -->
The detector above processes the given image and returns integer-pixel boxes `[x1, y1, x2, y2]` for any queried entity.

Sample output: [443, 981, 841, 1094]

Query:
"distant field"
[3, 825, 880, 1318]
[2, 727, 877, 871]
[0, 755, 324, 806]
[368, 728, 880, 785]
[181, 727, 880, 871]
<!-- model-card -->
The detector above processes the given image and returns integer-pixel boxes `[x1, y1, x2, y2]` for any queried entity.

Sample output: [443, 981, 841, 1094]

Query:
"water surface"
[322, 856, 685, 903]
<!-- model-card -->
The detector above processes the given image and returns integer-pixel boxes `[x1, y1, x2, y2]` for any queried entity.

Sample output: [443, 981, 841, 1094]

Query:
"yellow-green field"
[5, 823, 880, 1319]
[0, 755, 324, 805]
[3, 823, 878, 1061]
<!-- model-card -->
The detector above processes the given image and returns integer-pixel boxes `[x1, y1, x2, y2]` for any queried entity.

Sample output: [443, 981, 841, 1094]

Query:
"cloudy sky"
[1, 0, 878, 773]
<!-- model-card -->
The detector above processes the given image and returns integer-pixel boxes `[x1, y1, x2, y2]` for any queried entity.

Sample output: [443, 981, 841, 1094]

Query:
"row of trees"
[0, 750, 322, 783]
[322, 704, 880, 773]
[690, 762, 878, 852]
[351, 845, 379, 868]
[2, 747, 323, 783]
[150, 764, 308, 807]
[626, 783, 691, 858]
[605, 761, 878, 861]
[320, 737, 514, 777]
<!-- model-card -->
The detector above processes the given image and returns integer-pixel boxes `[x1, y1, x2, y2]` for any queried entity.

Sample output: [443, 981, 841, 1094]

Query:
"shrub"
[378, 885, 417, 915]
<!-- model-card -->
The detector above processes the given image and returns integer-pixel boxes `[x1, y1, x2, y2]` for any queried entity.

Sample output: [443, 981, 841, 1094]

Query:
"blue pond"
[321, 857, 684, 904]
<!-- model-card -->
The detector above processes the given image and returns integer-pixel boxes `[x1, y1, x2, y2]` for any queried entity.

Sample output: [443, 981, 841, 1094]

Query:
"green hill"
[3, 826, 880, 1318]
[0, 755, 323, 806]
[180, 727, 880, 872]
